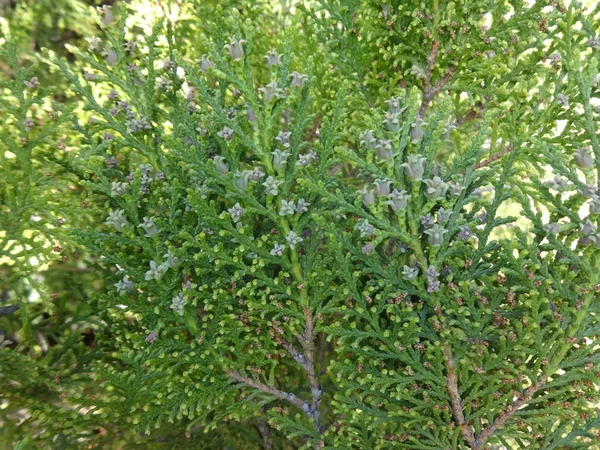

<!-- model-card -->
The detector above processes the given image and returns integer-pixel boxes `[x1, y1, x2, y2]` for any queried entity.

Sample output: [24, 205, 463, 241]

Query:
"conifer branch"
[6, 1, 599, 447]
[277, 307, 325, 437]
[256, 419, 273, 450]
[227, 370, 306, 411]
[473, 145, 513, 170]
[300, 307, 324, 434]
[419, 40, 456, 117]
[443, 288, 549, 450]
[228, 309, 326, 450]
[443, 345, 476, 447]
[474, 375, 548, 448]
[454, 103, 486, 128]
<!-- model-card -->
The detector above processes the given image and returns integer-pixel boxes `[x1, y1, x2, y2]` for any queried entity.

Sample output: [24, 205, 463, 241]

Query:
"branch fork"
[444, 344, 549, 449]
[228, 306, 325, 448]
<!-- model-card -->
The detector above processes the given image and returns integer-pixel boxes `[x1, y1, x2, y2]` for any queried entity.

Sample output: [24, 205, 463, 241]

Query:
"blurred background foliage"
[0, 1, 111, 448]
[0, 0, 107, 83]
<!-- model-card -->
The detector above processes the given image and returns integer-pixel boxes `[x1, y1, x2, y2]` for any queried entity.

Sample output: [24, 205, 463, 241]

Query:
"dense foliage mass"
[2, 1, 600, 449]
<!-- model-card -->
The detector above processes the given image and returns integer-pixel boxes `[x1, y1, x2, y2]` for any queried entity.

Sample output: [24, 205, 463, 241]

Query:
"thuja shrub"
[2, 1, 600, 449]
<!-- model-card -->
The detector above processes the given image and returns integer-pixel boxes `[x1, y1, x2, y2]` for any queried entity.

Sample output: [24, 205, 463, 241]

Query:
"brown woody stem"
[473, 145, 512, 170]
[227, 370, 306, 411]
[443, 345, 477, 447]
[474, 376, 548, 448]
[256, 419, 273, 450]
[229, 307, 325, 449]
[443, 341, 549, 449]
[418, 40, 456, 117]
[278, 307, 325, 448]
[301, 307, 324, 433]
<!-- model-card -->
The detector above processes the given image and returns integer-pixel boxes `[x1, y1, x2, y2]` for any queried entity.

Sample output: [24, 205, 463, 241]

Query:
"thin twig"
[443, 345, 477, 447]
[419, 66, 456, 117]
[230, 307, 326, 449]
[256, 419, 273, 450]
[453, 103, 486, 128]
[277, 307, 325, 440]
[418, 41, 457, 117]
[227, 370, 306, 411]
[474, 375, 548, 448]
[278, 338, 306, 365]
[422, 41, 440, 98]
[301, 307, 324, 433]
[444, 341, 549, 449]
[306, 114, 322, 142]
[473, 145, 512, 170]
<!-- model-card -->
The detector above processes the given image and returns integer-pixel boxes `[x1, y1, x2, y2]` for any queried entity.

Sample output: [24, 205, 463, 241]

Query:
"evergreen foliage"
[2, 1, 600, 449]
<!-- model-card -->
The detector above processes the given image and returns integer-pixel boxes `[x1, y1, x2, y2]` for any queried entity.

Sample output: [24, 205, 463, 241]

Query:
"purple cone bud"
[383, 112, 401, 132]
[265, 50, 282, 67]
[544, 223, 560, 234]
[272, 149, 291, 171]
[146, 331, 158, 343]
[437, 208, 451, 224]
[362, 243, 375, 255]
[258, 81, 284, 102]
[358, 186, 375, 206]
[386, 96, 405, 115]
[426, 266, 440, 281]
[458, 226, 473, 240]
[360, 130, 377, 149]
[421, 214, 434, 228]
[375, 139, 394, 160]
[290, 72, 308, 89]
[373, 179, 392, 196]
[590, 195, 600, 214]
[580, 219, 597, 235]
[386, 189, 410, 211]
[234, 171, 250, 190]
[573, 147, 594, 169]
[409, 117, 427, 143]
[199, 55, 214, 72]
[424, 224, 448, 247]
[582, 184, 599, 198]
[217, 126, 234, 140]
[427, 280, 441, 293]
[224, 37, 246, 61]
[228, 203, 244, 222]
[401, 154, 427, 181]
[423, 176, 449, 200]
[213, 155, 229, 175]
